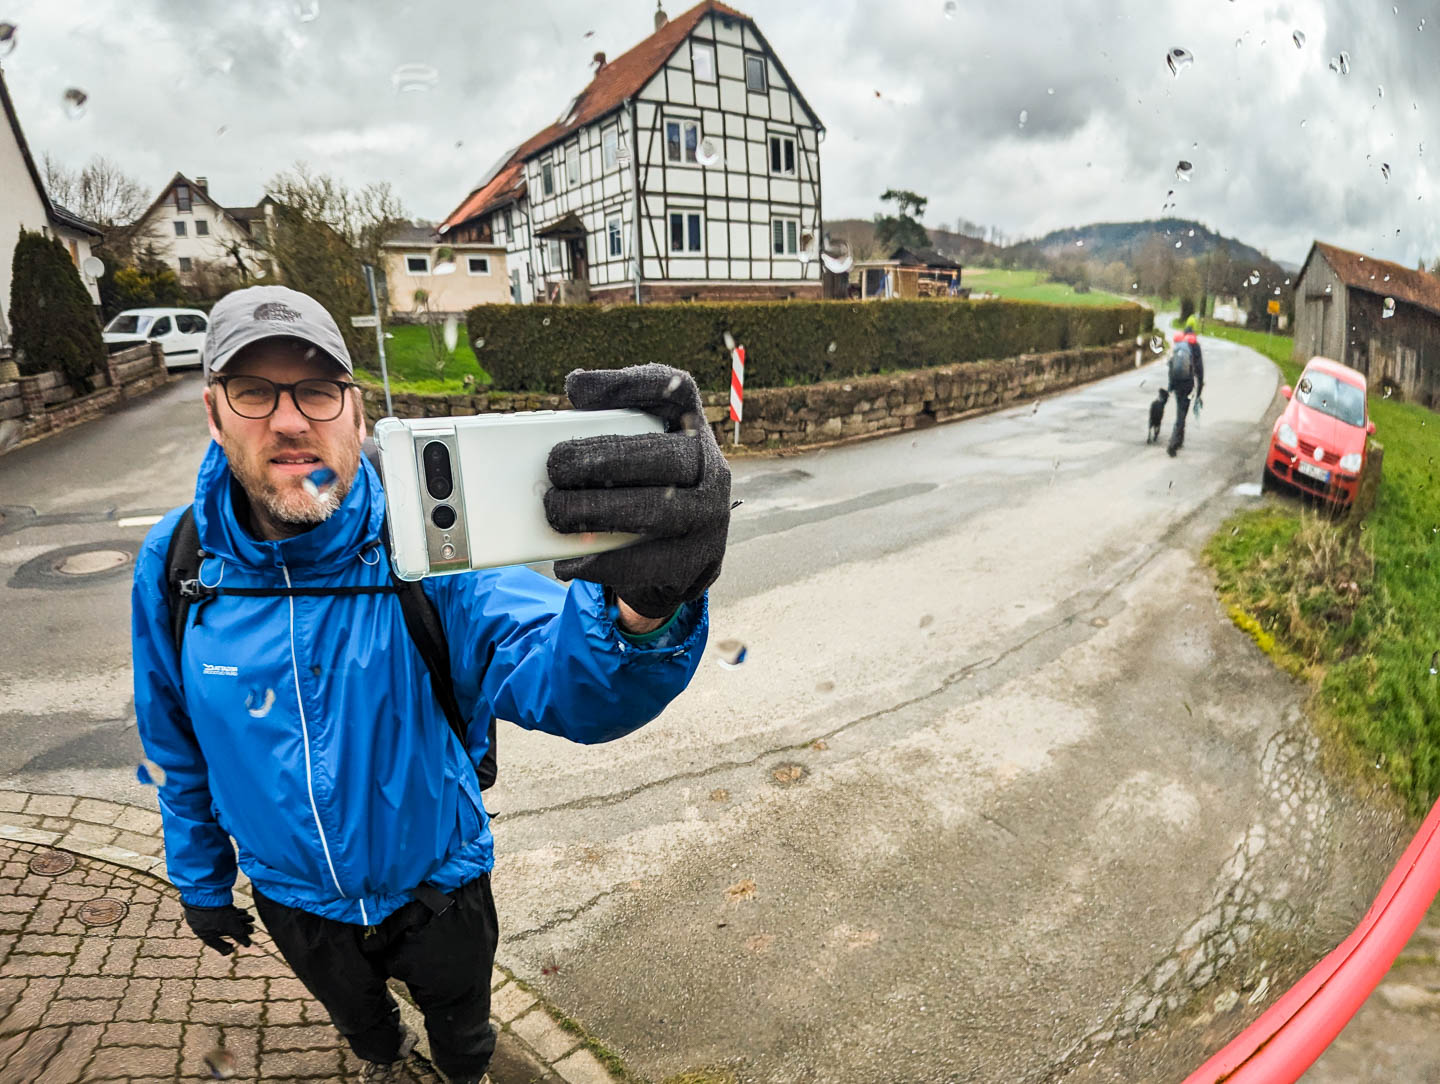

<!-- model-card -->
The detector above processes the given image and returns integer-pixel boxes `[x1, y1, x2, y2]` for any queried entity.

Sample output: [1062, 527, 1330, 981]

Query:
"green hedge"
[466, 299, 1153, 393]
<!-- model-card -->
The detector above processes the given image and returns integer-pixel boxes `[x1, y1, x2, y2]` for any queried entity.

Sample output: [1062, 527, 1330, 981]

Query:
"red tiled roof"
[441, 159, 527, 233]
[1310, 240, 1440, 319]
[441, 0, 750, 231]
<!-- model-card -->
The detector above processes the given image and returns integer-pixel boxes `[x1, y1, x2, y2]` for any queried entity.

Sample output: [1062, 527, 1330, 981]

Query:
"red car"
[1262, 357, 1375, 506]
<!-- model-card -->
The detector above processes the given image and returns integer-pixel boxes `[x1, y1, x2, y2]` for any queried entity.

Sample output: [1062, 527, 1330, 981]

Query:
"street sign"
[1267, 299, 1281, 315]
[350, 314, 379, 328]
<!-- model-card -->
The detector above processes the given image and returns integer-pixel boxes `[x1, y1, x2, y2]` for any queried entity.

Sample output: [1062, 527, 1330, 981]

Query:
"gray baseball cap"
[203, 285, 353, 377]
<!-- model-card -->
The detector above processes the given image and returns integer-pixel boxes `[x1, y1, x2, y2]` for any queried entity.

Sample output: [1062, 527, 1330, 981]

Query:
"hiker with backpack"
[1165, 318, 1205, 456]
[131, 286, 730, 1084]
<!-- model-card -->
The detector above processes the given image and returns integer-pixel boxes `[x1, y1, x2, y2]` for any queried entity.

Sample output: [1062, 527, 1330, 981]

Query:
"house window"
[510, 268, 521, 302]
[567, 144, 580, 185]
[467, 255, 491, 275]
[666, 119, 699, 163]
[772, 217, 799, 255]
[174, 221, 187, 237]
[175, 314, 207, 334]
[541, 160, 555, 196]
[150, 316, 173, 336]
[503, 208, 514, 239]
[406, 255, 430, 275]
[602, 127, 618, 169]
[607, 215, 623, 257]
[176, 259, 191, 274]
[769, 135, 796, 175]
[175, 184, 191, 212]
[68, 240, 79, 265]
[669, 211, 703, 253]
[745, 54, 767, 93]
[547, 238, 563, 269]
[196, 219, 210, 236]
[692, 41, 716, 82]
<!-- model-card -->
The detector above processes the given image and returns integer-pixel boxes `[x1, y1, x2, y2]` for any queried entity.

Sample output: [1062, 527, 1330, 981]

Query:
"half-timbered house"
[440, 0, 825, 305]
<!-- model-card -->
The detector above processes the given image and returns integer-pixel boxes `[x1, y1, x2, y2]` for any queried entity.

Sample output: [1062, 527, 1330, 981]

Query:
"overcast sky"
[3, 0, 1437, 268]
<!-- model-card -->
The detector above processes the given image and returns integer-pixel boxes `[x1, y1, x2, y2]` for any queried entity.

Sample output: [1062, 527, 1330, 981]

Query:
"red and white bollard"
[729, 344, 745, 445]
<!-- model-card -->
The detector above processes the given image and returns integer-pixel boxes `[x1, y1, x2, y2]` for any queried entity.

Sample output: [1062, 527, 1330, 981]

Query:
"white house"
[130, 172, 276, 285]
[440, 0, 825, 305]
[0, 65, 104, 346]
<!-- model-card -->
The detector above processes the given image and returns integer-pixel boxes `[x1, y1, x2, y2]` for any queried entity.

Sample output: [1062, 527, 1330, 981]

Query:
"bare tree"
[41, 153, 149, 228]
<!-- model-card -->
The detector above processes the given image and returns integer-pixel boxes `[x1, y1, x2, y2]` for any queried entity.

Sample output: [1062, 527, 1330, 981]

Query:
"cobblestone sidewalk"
[0, 792, 622, 1084]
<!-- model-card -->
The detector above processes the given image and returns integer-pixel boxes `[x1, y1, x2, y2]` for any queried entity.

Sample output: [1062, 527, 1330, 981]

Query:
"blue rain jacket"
[132, 442, 707, 925]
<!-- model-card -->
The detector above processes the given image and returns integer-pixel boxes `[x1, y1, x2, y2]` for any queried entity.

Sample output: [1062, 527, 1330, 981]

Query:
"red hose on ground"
[1183, 791, 1440, 1083]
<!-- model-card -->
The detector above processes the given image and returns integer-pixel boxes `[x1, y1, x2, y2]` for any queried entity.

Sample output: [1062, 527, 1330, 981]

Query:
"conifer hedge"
[9, 228, 106, 387]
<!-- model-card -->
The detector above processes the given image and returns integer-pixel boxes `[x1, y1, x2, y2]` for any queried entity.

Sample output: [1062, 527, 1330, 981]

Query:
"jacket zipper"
[282, 561, 368, 925]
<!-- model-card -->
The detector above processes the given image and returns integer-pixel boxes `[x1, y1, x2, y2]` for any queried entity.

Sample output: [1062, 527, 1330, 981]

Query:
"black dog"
[1147, 388, 1170, 444]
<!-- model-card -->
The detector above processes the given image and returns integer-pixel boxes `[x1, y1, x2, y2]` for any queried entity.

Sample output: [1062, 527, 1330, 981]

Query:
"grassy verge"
[355, 323, 491, 394]
[1203, 337, 1440, 813]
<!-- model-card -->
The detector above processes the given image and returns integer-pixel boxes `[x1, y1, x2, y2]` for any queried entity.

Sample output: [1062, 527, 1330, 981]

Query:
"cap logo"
[253, 302, 302, 323]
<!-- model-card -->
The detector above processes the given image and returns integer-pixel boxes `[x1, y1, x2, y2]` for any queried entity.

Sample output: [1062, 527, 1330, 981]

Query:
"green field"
[354, 323, 491, 394]
[963, 268, 1141, 308]
[1204, 328, 1440, 813]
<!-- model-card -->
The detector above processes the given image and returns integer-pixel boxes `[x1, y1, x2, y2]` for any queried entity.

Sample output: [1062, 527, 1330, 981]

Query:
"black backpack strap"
[163, 505, 204, 655]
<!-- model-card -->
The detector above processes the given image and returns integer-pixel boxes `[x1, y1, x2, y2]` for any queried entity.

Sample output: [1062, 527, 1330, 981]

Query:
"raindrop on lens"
[1340, 50, 1351, 73]
[442, 315, 459, 353]
[827, 341, 837, 353]
[697, 137, 723, 167]
[292, 0, 320, 21]
[1381, 162, 1391, 180]
[943, 0, 957, 17]
[1383, 297, 1396, 318]
[1175, 160, 1193, 182]
[1292, 29, 1305, 49]
[1378, 84, 1384, 98]
[61, 88, 88, 119]
[714, 639, 748, 669]
[1017, 109, 1028, 128]
[302, 467, 337, 501]
[542, 316, 552, 326]
[1249, 271, 1261, 285]
[137, 758, 167, 787]
[1175, 240, 1183, 249]
[1150, 334, 1166, 354]
[203, 1046, 237, 1079]
[1430, 651, 1438, 676]
[0, 22, 16, 57]
[1166, 47, 1194, 76]
[391, 63, 439, 92]
[473, 337, 485, 350]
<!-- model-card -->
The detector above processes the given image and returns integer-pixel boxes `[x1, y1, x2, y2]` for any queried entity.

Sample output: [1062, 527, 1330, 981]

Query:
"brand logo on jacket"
[202, 663, 239, 677]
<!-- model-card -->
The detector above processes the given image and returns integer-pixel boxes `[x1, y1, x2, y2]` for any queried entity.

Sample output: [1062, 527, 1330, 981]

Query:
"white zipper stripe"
[281, 563, 352, 911]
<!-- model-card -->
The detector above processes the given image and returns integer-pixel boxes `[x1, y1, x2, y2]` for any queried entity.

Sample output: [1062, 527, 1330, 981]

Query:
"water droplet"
[1017, 109, 1028, 128]
[827, 341, 837, 353]
[1175, 240, 1183, 249]
[137, 759, 167, 787]
[1131, 282, 1139, 290]
[1150, 334, 1166, 354]
[203, 1046, 238, 1079]
[216, 125, 229, 137]
[1285, 277, 1291, 284]
[943, 0, 957, 16]
[1340, 50, 1351, 73]
[1293, 29, 1306, 49]
[665, 373, 684, 395]
[1249, 271, 1261, 285]
[391, 63, 439, 93]
[292, 0, 320, 20]
[1383, 297, 1396, 318]
[1384, 274, 1391, 281]
[1188, 229, 1195, 237]
[1430, 650, 1438, 675]
[1378, 84, 1385, 98]
[442, 315, 459, 353]
[61, 87, 88, 119]
[1382, 162, 1392, 180]
[245, 687, 277, 718]
[542, 316, 552, 326]
[301, 467, 337, 503]
[1166, 47, 1194, 76]
[0, 22, 15, 57]
[696, 137, 722, 167]
[820, 242, 853, 274]
[1235, 38, 1242, 48]
[1175, 160, 1193, 182]
[473, 337, 485, 350]
[1047, 87, 1055, 95]
[714, 639, 748, 668]
[1300, 118, 1307, 128]
[433, 259, 456, 276]
[1421, 17, 1427, 30]
[1076, 239, 1085, 247]
[1325, 283, 1333, 294]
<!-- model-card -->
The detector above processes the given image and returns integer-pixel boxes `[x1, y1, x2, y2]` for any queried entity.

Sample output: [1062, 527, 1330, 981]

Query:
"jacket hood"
[191, 440, 386, 571]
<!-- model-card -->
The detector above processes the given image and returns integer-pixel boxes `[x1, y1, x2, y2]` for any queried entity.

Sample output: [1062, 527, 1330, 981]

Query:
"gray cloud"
[3, 0, 1436, 267]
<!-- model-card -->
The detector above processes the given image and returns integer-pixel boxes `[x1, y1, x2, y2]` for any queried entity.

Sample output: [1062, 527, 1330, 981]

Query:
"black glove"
[545, 364, 732, 619]
[183, 903, 255, 956]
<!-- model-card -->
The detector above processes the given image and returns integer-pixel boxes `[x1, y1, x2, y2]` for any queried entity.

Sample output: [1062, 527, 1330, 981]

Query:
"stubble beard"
[214, 403, 362, 530]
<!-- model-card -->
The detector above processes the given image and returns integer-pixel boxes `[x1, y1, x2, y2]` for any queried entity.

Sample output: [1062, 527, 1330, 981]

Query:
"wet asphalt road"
[0, 339, 1413, 1083]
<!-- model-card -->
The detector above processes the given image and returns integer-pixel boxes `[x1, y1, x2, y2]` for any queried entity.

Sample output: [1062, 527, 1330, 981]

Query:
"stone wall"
[0, 344, 171, 455]
[364, 339, 1140, 450]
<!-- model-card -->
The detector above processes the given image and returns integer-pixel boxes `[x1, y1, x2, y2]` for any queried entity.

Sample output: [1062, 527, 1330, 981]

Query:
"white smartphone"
[371, 409, 666, 580]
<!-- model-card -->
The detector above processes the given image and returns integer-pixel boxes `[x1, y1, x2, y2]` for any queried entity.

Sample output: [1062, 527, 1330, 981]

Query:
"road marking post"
[729, 344, 745, 445]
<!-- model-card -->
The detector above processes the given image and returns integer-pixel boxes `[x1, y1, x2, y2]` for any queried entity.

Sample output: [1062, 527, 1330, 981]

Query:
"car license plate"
[1298, 461, 1330, 483]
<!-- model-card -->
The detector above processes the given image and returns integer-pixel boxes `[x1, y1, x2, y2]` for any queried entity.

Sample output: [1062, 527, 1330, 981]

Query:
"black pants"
[254, 876, 499, 1080]
[1168, 379, 1194, 454]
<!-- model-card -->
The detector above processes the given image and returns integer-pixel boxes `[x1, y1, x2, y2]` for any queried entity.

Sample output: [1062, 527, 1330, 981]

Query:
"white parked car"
[102, 308, 210, 370]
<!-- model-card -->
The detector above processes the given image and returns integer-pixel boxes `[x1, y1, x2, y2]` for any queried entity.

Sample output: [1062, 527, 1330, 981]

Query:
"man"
[131, 286, 729, 1083]
[1166, 316, 1205, 456]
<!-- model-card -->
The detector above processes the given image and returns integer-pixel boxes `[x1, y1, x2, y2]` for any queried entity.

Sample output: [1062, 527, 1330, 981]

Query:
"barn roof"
[1307, 240, 1440, 319]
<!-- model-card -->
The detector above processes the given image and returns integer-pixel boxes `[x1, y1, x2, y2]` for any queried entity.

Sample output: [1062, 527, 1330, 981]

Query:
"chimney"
[195, 177, 208, 192]
[654, 1, 667, 31]
[592, 51, 606, 71]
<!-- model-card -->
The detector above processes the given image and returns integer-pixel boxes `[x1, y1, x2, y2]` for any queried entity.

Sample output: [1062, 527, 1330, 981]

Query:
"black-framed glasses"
[215, 375, 358, 421]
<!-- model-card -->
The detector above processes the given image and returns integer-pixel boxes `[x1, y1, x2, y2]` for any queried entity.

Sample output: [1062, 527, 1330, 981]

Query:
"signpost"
[1267, 298, 1281, 340]
[360, 264, 393, 416]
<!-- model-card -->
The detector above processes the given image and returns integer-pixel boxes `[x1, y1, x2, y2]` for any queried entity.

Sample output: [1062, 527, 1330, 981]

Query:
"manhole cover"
[77, 898, 128, 927]
[28, 850, 76, 876]
[56, 549, 130, 575]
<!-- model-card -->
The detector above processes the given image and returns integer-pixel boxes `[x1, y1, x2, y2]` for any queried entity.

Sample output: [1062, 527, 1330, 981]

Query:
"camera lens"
[422, 441, 453, 500]
[431, 504, 457, 530]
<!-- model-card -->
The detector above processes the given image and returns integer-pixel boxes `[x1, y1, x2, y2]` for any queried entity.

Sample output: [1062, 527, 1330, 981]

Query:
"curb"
[0, 789, 628, 1084]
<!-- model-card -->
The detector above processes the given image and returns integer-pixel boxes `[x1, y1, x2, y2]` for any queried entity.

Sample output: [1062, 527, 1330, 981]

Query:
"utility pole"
[361, 263, 393, 416]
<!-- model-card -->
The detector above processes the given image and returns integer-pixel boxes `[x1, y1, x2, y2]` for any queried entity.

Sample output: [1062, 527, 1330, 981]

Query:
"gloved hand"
[183, 903, 255, 956]
[545, 364, 732, 619]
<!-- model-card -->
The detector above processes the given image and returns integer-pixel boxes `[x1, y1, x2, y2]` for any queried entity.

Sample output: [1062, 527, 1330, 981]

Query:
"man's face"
[203, 338, 365, 538]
